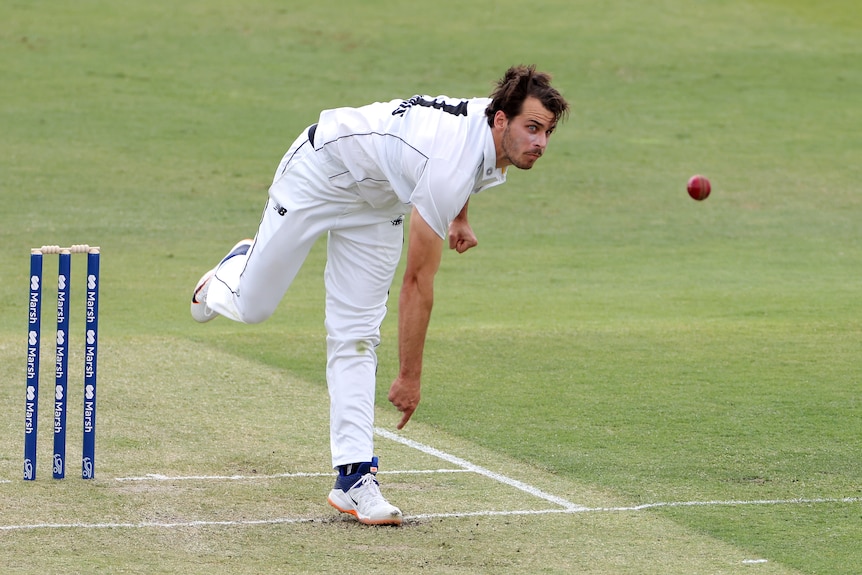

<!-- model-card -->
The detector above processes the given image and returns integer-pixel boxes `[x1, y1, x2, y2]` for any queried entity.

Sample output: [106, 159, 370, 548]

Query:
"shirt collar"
[474, 125, 507, 193]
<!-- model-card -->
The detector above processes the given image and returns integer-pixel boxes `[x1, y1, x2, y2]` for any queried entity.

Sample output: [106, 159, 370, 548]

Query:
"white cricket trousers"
[206, 127, 407, 469]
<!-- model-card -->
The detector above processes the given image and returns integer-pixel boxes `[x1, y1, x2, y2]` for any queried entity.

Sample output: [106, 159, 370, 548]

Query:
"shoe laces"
[351, 473, 387, 507]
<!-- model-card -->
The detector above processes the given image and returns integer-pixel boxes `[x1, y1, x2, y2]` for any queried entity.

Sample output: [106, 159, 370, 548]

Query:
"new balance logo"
[273, 202, 287, 216]
[391, 216, 404, 226]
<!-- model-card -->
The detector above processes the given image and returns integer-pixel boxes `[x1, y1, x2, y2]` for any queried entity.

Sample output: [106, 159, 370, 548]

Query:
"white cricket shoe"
[327, 457, 403, 526]
[190, 239, 253, 323]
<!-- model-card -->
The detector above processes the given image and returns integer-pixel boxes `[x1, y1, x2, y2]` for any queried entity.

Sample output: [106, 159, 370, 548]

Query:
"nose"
[535, 131, 548, 150]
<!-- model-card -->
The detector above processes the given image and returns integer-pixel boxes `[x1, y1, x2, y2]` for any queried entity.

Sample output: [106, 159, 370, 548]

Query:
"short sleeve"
[409, 158, 474, 239]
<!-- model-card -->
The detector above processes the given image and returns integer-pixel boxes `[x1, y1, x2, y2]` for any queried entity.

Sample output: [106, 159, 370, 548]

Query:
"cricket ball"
[687, 175, 711, 201]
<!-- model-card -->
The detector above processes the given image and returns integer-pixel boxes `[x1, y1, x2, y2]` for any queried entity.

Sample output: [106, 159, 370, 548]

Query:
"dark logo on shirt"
[391, 216, 404, 226]
[273, 202, 287, 216]
[392, 96, 468, 117]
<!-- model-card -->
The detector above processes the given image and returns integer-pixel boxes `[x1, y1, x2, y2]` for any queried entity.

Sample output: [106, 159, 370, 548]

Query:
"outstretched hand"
[388, 376, 421, 430]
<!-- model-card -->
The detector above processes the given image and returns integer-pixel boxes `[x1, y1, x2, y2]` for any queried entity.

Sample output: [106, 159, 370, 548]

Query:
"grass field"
[1, 0, 860, 573]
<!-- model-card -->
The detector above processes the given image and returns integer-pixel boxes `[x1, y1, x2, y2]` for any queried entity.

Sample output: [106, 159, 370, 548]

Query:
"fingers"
[390, 395, 417, 429]
[455, 238, 477, 253]
[396, 408, 415, 430]
[389, 378, 419, 429]
[449, 235, 477, 253]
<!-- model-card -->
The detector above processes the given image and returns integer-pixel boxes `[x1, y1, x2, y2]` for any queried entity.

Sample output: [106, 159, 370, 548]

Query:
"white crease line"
[374, 427, 586, 511]
[0, 517, 315, 531]
[115, 471, 332, 482]
[592, 496, 862, 512]
[1, 512, 565, 532]
[413, 497, 862, 518]
[409, 508, 570, 520]
[2, 497, 859, 531]
[113, 468, 470, 482]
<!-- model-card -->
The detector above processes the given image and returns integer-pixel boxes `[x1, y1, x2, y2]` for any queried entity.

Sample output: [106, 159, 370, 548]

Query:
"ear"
[493, 109, 509, 129]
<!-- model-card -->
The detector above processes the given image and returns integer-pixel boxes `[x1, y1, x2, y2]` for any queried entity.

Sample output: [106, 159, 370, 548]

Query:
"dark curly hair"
[485, 65, 569, 127]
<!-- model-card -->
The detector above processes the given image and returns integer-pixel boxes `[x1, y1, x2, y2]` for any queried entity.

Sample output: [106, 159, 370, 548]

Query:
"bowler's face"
[496, 96, 557, 170]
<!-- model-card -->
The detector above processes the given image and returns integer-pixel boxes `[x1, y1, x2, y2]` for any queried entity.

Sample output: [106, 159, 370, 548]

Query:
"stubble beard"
[502, 126, 539, 170]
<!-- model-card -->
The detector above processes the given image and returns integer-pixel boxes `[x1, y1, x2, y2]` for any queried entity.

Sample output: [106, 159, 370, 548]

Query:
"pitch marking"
[5, 430, 859, 532]
[1, 497, 858, 531]
[374, 427, 586, 511]
[114, 468, 470, 482]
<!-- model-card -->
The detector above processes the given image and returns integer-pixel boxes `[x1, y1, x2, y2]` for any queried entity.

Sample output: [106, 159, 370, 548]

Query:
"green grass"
[1, 0, 861, 573]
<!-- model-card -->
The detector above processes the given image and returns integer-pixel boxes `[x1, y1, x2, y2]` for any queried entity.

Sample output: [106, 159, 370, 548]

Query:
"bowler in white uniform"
[191, 65, 569, 525]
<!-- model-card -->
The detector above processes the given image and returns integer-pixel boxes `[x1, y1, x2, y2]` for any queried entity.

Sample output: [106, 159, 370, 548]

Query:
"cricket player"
[191, 65, 569, 525]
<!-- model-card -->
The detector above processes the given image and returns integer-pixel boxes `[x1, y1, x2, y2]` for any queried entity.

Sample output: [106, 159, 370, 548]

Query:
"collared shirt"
[314, 95, 507, 238]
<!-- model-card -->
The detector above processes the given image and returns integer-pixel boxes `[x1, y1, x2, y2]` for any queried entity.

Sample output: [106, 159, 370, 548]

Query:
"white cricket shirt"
[313, 95, 507, 238]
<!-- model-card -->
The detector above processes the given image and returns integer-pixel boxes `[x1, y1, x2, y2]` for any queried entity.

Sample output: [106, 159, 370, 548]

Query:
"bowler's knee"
[236, 301, 278, 325]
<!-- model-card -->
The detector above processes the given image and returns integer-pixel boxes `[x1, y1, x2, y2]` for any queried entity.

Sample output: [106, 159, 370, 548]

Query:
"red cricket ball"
[687, 175, 711, 201]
